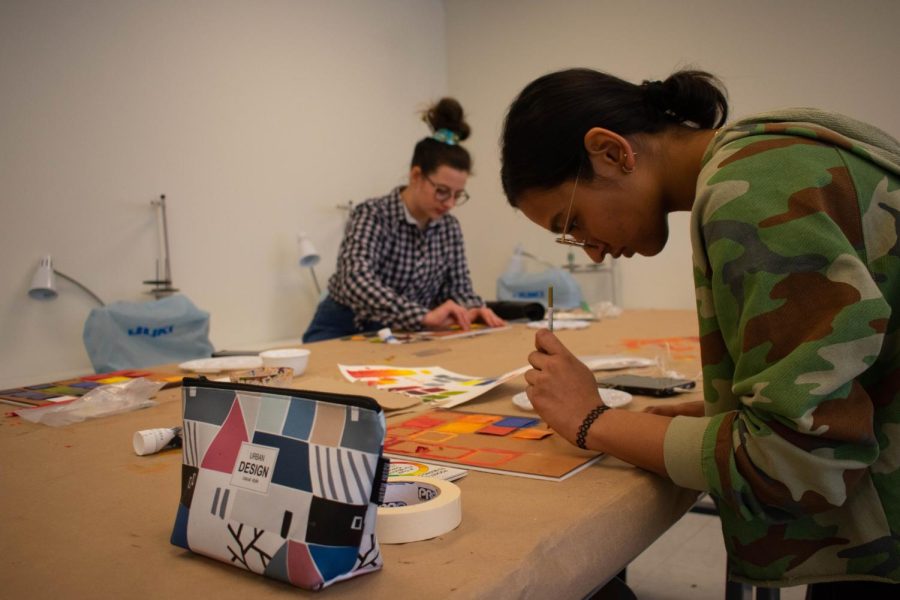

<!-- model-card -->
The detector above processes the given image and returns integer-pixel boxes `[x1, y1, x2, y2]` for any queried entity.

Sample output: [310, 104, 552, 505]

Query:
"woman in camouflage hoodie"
[502, 68, 900, 596]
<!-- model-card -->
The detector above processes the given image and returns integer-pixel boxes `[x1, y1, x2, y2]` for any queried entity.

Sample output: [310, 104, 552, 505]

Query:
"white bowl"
[259, 348, 310, 377]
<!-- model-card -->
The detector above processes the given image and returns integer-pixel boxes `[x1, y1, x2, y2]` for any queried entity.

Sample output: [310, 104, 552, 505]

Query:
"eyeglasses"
[555, 169, 599, 248]
[424, 174, 470, 206]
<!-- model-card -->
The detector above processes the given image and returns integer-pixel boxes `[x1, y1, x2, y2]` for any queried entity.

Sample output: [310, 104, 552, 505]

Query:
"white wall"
[0, 0, 448, 388]
[4, 0, 899, 389]
[446, 0, 900, 313]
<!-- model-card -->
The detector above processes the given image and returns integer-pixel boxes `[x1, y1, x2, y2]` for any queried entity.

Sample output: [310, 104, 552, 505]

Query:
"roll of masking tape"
[376, 476, 462, 544]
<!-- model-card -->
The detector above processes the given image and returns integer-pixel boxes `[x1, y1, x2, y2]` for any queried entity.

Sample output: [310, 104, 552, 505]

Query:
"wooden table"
[0, 310, 702, 599]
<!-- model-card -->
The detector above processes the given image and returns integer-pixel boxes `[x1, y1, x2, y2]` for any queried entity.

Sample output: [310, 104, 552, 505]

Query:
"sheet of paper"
[339, 364, 529, 408]
[387, 459, 468, 481]
[384, 408, 603, 481]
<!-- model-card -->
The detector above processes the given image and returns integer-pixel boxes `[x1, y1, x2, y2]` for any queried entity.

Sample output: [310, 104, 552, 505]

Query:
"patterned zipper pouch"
[170, 377, 388, 590]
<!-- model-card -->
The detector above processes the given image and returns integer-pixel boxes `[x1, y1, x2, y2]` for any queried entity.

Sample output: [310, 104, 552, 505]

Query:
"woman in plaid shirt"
[303, 98, 504, 343]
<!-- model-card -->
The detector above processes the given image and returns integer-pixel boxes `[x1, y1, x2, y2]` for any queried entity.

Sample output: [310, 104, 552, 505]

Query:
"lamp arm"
[54, 270, 105, 306]
[308, 266, 322, 296]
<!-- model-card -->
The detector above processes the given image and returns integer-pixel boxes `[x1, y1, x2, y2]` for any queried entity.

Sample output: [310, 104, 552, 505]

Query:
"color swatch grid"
[384, 409, 602, 481]
[0, 369, 183, 408]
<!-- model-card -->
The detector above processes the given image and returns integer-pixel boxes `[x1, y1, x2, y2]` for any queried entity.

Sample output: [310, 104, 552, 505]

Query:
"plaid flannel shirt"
[327, 187, 483, 331]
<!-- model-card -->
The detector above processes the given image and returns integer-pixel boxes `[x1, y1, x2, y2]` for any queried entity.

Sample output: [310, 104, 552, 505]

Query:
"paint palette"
[1, 369, 183, 409]
[384, 408, 603, 481]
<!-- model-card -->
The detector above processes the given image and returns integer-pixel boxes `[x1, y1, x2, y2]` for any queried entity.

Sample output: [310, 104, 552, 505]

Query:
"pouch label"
[231, 442, 279, 493]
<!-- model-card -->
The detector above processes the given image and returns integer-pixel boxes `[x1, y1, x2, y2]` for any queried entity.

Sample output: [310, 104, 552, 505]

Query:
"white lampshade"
[28, 255, 57, 300]
[26, 254, 105, 306]
[298, 232, 320, 268]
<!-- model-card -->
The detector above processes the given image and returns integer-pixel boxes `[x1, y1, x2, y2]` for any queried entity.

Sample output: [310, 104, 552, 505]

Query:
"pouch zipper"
[181, 377, 382, 414]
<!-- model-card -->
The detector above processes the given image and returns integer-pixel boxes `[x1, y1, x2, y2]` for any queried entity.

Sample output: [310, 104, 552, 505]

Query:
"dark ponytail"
[500, 68, 728, 205]
[411, 97, 473, 174]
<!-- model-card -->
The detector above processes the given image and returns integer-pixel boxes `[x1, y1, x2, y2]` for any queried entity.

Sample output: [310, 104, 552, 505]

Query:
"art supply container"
[133, 427, 182, 456]
[259, 348, 310, 376]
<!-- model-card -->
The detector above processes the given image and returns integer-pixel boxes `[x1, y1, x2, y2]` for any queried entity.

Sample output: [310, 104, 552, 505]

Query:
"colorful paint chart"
[0, 369, 183, 409]
[339, 364, 529, 408]
[384, 409, 602, 481]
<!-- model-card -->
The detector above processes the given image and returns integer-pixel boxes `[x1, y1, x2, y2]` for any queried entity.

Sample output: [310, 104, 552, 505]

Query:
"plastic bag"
[17, 378, 165, 427]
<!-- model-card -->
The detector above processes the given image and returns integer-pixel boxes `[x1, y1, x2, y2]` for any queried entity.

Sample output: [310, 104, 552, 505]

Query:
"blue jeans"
[302, 296, 387, 343]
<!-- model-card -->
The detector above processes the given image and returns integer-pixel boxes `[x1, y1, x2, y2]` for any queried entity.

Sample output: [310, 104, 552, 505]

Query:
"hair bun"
[641, 71, 728, 128]
[640, 80, 669, 112]
[423, 97, 471, 141]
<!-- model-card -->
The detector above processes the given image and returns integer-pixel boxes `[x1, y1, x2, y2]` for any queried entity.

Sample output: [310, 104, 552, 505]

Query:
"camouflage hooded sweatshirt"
[664, 109, 900, 586]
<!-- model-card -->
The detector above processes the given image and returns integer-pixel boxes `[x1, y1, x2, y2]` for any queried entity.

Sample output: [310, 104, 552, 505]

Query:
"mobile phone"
[596, 374, 696, 397]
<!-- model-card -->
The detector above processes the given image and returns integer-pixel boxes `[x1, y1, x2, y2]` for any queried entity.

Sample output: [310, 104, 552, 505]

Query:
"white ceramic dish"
[512, 387, 633, 412]
[178, 356, 263, 374]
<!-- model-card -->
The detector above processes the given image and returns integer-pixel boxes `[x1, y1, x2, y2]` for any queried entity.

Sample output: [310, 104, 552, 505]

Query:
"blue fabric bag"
[82, 294, 214, 373]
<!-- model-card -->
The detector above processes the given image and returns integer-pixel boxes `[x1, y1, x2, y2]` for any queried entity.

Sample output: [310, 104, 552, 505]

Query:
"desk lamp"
[28, 255, 105, 306]
[298, 232, 321, 295]
[143, 194, 179, 299]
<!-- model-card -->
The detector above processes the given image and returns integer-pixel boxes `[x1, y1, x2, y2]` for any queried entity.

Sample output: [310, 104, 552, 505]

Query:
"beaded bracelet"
[576, 404, 611, 449]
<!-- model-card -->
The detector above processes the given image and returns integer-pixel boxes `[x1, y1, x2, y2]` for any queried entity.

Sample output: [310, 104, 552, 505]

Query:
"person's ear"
[583, 128, 636, 176]
[409, 165, 424, 183]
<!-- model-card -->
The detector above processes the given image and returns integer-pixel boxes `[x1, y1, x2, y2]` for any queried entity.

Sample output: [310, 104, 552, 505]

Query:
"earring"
[621, 151, 637, 174]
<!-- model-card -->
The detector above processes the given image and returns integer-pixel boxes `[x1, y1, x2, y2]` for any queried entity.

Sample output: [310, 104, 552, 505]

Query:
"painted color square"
[409, 430, 457, 443]
[78, 373, 106, 381]
[386, 440, 473, 460]
[384, 439, 424, 453]
[493, 417, 539, 428]
[42, 386, 89, 396]
[399, 416, 445, 429]
[476, 425, 515, 436]
[45, 395, 78, 403]
[80, 370, 129, 381]
[70, 381, 100, 389]
[435, 420, 484, 434]
[386, 425, 422, 437]
[457, 414, 502, 424]
[426, 444, 476, 460]
[122, 370, 151, 377]
[11, 391, 55, 400]
[96, 376, 131, 384]
[461, 449, 520, 467]
[511, 428, 554, 440]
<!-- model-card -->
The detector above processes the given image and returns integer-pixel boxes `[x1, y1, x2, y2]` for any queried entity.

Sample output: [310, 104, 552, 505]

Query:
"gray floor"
[627, 505, 807, 600]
